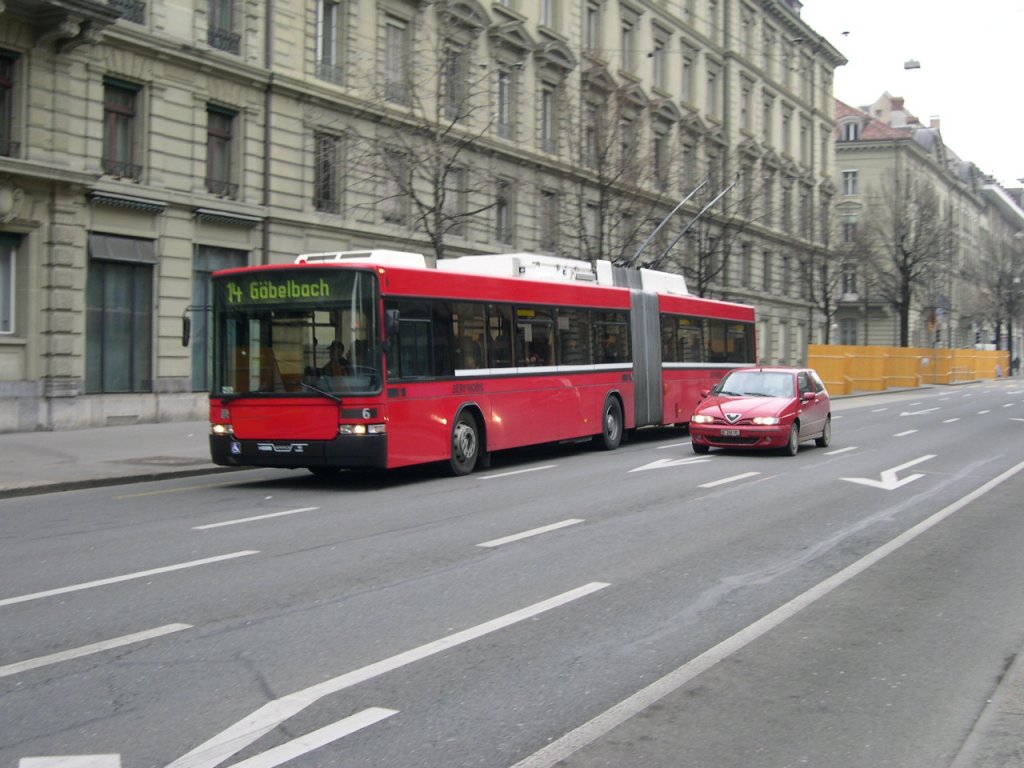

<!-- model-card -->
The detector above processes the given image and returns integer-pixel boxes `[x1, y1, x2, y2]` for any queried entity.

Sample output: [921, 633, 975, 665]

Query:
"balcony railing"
[108, 0, 146, 24]
[315, 61, 344, 86]
[205, 177, 239, 198]
[208, 26, 240, 54]
[102, 158, 143, 181]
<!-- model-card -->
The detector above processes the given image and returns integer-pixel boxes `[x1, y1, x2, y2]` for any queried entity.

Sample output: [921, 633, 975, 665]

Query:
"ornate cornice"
[1, 0, 122, 53]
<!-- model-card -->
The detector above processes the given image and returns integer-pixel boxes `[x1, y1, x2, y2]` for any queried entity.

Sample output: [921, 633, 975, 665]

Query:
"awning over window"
[88, 234, 157, 265]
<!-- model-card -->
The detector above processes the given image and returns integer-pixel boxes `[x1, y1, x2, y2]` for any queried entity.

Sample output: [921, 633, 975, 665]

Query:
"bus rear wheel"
[449, 412, 480, 476]
[595, 397, 623, 451]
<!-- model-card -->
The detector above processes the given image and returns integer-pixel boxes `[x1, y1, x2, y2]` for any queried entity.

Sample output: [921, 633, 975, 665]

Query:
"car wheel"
[594, 397, 623, 451]
[449, 411, 479, 476]
[692, 441, 710, 454]
[783, 423, 800, 456]
[815, 415, 832, 448]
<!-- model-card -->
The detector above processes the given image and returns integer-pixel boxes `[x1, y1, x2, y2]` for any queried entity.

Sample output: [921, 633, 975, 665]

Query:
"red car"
[689, 366, 831, 456]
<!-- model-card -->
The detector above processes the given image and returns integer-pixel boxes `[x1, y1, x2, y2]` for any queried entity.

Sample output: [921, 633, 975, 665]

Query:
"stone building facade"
[832, 94, 1024, 353]
[0, 0, 843, 431]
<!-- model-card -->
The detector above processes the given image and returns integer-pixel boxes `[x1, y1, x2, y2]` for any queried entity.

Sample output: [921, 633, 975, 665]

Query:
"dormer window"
[841, 120, 861, 142]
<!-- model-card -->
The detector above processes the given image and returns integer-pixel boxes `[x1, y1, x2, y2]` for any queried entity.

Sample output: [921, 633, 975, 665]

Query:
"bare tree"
[863, 176, 951, 347]
[338, 1, 507, 260]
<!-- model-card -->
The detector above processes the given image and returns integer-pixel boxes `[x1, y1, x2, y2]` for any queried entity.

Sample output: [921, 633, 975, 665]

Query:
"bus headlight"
[339, 423, 387, 435]
[211, 423, 234, 435]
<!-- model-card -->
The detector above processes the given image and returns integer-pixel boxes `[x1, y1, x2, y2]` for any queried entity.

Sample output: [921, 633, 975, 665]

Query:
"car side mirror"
[801, 391, 816, 401]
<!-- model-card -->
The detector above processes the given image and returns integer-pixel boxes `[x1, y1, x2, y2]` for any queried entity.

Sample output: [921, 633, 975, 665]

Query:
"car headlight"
[751, 416, 780, 425]
[691, 414, 714, 424]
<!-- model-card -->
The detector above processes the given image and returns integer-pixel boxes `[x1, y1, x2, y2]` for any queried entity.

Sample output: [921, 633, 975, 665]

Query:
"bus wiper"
[299, 381, 342, 402]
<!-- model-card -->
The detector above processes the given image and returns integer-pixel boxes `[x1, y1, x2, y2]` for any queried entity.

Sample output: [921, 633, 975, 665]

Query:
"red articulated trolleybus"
[206, 250, 755, 476]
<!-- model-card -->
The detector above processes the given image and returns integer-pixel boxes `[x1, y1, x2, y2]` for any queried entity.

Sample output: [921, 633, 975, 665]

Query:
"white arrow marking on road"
[225, 708, 397, 768]
[629, 457, 712, 472]
[841, 454, 936, 490]
[20, 757, 121, 768]
[165, 582, 609, 768]
[899, 407, 940, 416]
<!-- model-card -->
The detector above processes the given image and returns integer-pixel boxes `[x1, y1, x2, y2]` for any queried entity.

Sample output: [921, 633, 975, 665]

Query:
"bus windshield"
[211, 268, 381, 397]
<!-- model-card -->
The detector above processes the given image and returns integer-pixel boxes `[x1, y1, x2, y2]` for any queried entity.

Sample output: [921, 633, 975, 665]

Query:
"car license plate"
[720, 429, 740, 437]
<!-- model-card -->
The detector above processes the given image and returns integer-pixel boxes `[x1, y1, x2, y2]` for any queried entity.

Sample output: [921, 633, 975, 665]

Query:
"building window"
[842, 170, 858, 196]
[585, 2, 601, 51]
[841, 220, 857, 243]
[762, 250, 772, 292]
[208, 0, 240, 54]
[740, 82, 752, 132]
[385, 17, 410, 104]
[653, 130, 669, 191]
[444, 167, 468, 237]
[539, 190, 558, 251]
[706, 67, 719, 117]
[0, 51, 19, 157]
[842, 121, 860, 142]
[497, 69, 514, 139]
[841, 264, 858, 295]
[382, 149, 408, 224]
[103, 79, 142, 180]
[86, 235, 156, 394]
[839, 317, 858, 345]
[314, 132, 342, 213]
[799, 116, 811, 165]
[681, 46, 695, 104]
[540, 0, 557, 29]
[192, 246, 246, 391]
[620, 17, 636, 72]
[781, 107, 792, 156]
[206, 105, 237, 197]
[496, 179, 514, 243]
[652, 29, 668, 90]
[443, 45, 468, 120]
[540, 85, 557, 153]
[0, 235, 15, 334]
[316, 0, 343, 84]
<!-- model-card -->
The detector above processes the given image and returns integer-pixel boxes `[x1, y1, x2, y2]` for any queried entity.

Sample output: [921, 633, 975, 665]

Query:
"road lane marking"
[978, 410, 991, 415]
[944, 418, 960, 423]
[1, 624, 191, 678]
[481, 465, 557, 480]
[20, 757, 121, 768]
[824, 446, 857, 455]
[699, 472, 760, 488]
[226, 708, 397, 768]
[512, 459, 1024, 768]
[165, 582, 610, 768]
[478, 519, 584, 548]
[193, 507, 319, 530]
[894, 430, 918, 437]
[0, 552, 258, 608]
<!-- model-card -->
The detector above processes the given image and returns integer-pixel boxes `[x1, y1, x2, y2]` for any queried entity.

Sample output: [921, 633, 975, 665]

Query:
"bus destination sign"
[217, 272, 345, 307]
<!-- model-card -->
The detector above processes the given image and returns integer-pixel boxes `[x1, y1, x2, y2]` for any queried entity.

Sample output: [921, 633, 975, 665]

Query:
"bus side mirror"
[182, 315, 191, 347]
[385, 309, 400, 339]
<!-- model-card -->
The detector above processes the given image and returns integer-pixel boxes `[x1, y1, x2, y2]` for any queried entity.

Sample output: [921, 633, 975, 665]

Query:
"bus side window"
[487, 303, 515, 367]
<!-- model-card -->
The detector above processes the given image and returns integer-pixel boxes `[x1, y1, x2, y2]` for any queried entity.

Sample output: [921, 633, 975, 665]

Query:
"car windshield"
[718, 371, 794, 398]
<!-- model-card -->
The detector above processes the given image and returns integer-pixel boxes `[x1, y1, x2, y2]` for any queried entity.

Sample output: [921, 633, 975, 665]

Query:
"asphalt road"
[2, 382, 1023, 767]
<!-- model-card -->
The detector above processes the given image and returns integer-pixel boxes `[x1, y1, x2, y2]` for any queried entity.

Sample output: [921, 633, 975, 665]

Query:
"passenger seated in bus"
[491, 331, 513, 367]
[320, 340, 351, 377]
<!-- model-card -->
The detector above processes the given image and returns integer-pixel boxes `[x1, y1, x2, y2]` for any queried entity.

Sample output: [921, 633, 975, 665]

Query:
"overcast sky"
[799, 0, 1024, 189]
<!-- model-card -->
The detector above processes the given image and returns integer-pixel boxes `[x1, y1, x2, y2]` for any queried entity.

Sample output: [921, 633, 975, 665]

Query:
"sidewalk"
[0, 419, 231, 498]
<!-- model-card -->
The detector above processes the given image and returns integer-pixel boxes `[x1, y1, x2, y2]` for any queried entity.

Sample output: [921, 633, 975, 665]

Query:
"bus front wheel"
[449, 412, 480, 476]
[595, 397, 623, 451]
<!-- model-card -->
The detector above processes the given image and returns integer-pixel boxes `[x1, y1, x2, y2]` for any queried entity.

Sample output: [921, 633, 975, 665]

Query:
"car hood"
[694, 395, 792, 419]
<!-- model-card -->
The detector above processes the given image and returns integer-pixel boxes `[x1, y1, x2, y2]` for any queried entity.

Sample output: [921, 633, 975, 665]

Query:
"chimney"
[930, 117, 941, 130]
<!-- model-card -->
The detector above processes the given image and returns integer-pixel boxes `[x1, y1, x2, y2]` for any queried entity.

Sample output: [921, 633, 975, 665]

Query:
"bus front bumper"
[210, 433, 388, 469]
